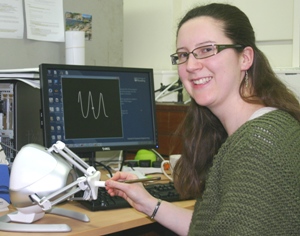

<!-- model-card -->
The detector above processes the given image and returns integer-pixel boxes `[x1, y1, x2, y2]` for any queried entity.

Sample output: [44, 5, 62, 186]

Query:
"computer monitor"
[39, 63, 158, 159]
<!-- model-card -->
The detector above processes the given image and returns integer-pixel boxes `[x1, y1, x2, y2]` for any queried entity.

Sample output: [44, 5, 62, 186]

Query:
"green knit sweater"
[188, 110, 300, 235]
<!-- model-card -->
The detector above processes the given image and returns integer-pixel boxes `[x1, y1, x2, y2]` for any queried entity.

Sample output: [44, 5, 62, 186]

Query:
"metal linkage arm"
[31, 141, 105, 211]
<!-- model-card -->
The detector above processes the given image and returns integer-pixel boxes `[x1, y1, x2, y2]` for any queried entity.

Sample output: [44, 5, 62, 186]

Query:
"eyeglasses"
[170, 44, 245, 65]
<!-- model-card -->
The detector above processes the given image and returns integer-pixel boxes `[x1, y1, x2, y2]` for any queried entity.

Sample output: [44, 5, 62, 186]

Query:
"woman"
[106, 3, 300, 235]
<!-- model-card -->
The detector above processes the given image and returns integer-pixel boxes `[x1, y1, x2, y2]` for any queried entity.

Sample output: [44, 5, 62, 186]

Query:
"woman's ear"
[240, 46, 254, 70]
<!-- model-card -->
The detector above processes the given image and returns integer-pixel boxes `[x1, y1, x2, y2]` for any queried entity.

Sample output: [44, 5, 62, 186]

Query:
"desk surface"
[0, 199, 195, 236]
[0, 173, 195, 236]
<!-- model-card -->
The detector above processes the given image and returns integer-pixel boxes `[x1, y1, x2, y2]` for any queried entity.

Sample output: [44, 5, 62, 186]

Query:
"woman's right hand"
[105, 171, 158, 216]
[106, 171, 193, 235]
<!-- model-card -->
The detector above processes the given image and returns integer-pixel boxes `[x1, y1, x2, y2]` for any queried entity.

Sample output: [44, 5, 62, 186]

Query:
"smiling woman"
[105, 3, 300, 236]
[172, 3, 300, 235]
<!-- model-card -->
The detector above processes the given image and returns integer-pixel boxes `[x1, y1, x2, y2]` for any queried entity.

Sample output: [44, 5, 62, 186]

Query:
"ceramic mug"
[161, 154, 181, 181]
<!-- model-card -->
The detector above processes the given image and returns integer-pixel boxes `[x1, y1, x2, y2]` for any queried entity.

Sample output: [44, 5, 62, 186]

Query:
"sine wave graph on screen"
[77, 91, 109, 119]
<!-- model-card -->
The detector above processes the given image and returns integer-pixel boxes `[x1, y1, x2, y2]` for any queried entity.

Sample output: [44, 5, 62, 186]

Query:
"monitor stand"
[76, 150, 124, 176]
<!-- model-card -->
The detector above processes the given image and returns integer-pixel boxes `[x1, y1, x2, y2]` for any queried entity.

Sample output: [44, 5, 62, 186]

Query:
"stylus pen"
[121, 176, 161, 183]
[96, 176, 161, 187]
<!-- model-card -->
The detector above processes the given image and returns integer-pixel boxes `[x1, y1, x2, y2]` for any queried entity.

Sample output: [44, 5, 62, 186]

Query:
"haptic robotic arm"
[1, 141, 106, 232]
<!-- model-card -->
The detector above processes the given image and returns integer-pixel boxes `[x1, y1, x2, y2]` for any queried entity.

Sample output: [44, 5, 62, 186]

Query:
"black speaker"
[0, 81, 43, 162]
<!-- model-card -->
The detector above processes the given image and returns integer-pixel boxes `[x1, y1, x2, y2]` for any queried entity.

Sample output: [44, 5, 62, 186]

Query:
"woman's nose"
[185, 54, 203, 72]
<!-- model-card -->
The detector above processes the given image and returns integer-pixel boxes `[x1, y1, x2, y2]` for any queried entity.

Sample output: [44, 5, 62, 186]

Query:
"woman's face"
[177, 16, 245, 111]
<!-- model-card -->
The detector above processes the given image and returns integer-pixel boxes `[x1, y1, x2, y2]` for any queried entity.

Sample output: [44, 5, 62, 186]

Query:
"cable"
[154, 83, 168, 93]
[155, 79, 178, 100]
[94, 161, 113, 177]
[151, 148, 165, 162]
[126, 161, 136, 171]
[184, 98, 191, 104]
[155, 86, 184, 100]
[155, 79, 184, 103]
[0, 141, 18, 153]
[119, 150, 127, 171]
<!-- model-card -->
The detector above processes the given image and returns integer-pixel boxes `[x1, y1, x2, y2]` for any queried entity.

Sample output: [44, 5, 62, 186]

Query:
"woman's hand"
[106, 171, 193, 235]
[105, 171, 157, 216]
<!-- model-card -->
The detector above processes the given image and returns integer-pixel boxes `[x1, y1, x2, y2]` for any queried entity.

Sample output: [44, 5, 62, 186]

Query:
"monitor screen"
[39, 63, 158, 156]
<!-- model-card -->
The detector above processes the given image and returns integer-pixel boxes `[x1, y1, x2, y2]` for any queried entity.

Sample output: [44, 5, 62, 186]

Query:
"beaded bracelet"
[150, 199, 162, 220]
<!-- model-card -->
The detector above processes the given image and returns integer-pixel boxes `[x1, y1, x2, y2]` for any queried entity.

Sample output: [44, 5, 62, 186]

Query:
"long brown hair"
[173, 3, 300, 199]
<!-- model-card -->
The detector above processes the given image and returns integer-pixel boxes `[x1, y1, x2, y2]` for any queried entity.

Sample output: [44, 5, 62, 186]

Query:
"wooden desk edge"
[0, 199, 195, 236]
[89, 199, 196, 236]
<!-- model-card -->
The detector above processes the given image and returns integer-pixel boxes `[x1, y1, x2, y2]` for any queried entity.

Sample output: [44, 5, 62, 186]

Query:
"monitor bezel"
[39, 63, 158, 153]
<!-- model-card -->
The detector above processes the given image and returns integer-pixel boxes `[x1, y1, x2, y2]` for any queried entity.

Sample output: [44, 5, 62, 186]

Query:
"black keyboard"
[77, 182, 184, 211]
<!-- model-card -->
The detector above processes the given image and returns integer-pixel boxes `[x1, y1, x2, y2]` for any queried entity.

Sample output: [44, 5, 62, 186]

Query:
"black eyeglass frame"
[170, 44, 245, 65]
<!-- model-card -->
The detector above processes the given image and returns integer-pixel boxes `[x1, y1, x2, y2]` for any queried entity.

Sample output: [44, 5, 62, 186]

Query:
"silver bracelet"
[150, 199, 162, 220]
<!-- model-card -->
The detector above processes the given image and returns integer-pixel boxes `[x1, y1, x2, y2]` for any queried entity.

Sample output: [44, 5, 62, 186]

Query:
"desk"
[0, 173, 195, 235]
[0, 200, 195, 236]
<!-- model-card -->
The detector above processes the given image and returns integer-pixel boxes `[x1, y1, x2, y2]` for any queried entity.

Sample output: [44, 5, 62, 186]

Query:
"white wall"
[275, 69, 300, 101]
[123, 0, 300, 70]
[123, 0, 175, 70]
[0, 0, 123, 69]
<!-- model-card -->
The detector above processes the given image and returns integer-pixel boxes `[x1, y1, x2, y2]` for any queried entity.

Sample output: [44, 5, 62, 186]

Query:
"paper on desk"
[107, 168, 146, 179]
[131, 167, 162, 175]
[107, 167, 162, 179]
[120, 166, 162, 175]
